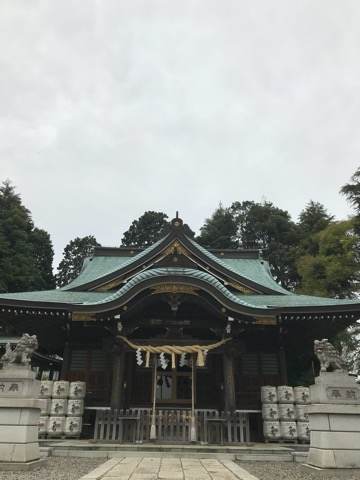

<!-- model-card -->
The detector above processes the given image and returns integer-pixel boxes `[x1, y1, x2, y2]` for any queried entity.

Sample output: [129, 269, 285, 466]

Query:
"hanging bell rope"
[118, 336, 231, 367]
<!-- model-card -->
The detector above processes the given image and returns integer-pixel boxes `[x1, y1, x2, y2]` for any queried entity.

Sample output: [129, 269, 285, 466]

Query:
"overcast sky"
[1, 1, 360, 268]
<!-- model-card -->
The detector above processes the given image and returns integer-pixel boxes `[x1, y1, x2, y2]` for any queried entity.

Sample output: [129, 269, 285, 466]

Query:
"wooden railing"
[93, 408, 258, 443]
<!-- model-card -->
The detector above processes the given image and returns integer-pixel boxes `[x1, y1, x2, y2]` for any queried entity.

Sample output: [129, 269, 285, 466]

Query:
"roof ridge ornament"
[171, 213, 183, 229]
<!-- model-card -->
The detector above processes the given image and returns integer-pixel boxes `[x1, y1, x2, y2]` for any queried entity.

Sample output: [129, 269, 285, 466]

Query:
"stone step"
[236, 452, 293, 462]
[41, 441, 294, 455]
[44, 441, 299, 462]
[292, 451, 308, 463]
[52, 449, 237, 459]
[40, 447, 53, 458]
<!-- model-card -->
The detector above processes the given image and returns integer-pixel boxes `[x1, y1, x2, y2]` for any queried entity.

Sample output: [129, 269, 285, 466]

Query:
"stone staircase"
[39, 440, 308, 462]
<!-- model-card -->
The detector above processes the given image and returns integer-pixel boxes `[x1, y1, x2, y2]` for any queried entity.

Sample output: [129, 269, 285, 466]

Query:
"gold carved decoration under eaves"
[226, 281, 255, 294]
[72, 312, 97, 322]
[95, 279, 124, 292]
[163, 241, 188, 257]
[254, 317, 277, 326]
[94, 242, 189, 292]
[151, 284, 199, 296]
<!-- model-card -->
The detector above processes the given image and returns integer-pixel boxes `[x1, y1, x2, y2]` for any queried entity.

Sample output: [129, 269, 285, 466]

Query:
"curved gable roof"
[62, 226, 288, 295]
[186, 238, 289, 294]
[62, 236, 168, 291]
[0, 267, 359, 318]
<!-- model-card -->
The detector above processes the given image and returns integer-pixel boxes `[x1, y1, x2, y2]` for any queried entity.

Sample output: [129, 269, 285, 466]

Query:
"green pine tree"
[296, 219, 360, 298]
[121, 211, 171, 247]
[198, 205, 238, 249]
[231, 201, 299, 288]
[56, 235, 100, 287]
[0, 180, 55, 292]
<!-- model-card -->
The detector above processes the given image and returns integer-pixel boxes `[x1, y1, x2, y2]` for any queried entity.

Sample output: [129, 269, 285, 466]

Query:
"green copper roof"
[213, 257, 288, 294]
[62, 256, 133, 290]
[232, 293, 360, 308]
[185, 238, 289, 294]
[0, 290, 109, 304]
[86, 268, 360, 309]
[0, 268, 358, 313]
[62, 236, 169, 290]
[87, 267, 257, 308]
[62, 235, 288, 295]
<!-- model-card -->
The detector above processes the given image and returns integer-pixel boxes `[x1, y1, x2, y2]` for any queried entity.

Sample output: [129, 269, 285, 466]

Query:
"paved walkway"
[81, 457, 257, 480]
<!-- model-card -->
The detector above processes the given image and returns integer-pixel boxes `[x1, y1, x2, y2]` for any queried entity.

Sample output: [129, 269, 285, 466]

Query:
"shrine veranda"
[0, 216, 359, 443]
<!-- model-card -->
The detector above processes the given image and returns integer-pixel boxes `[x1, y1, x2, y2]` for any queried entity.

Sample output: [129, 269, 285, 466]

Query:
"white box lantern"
[262, 403, 279, 421]
[294, 386, 310, 404]
[277, 386, 294, 403]
[50, 398, 68, 416]
[261, 386, 278, 403]
[52, 381, 69, 398]
[67, 399, 84, 416]
[65, 416, 82, 437]
[39, 380, 53, 398]
[297, 421, 310, 442]
[263, 421, 281, 441]
[295, 404, 309, 422]
[69, 381, 86, 399]
[47, 416, 65, 436]
[279, 403, 296, 421]
[280, 421, 297, 440]
[39, 416, 49, 435]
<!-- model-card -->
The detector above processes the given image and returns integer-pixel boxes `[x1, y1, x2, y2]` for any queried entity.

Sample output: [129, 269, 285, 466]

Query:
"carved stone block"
[307, 372, 360, 468]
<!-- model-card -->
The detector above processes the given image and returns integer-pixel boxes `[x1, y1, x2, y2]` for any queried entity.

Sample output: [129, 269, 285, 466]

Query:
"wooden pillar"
[190, 353, 197, 442]
[223, 350, 236, 412]
[60, 341, 71, 380]
[279, 346, 288, 385]
[110, 347, 125, 409]
[279, 325, 288, 384]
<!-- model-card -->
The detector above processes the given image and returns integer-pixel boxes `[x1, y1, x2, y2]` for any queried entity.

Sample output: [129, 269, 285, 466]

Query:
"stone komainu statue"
[1, 333, 38, 367]
[314, 338, 346, 373]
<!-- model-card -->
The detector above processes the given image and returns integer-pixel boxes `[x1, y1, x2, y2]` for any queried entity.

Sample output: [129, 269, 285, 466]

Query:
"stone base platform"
[0, 457, 47, 471]
[39, 439, 306, 462]
[308, 447, 360, 469]
[307, 372, 360, 469]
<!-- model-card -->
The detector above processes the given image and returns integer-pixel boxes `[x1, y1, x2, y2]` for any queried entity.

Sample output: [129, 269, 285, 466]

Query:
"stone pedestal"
[0, 366, 43, 465]
[307, 372, 360, 468]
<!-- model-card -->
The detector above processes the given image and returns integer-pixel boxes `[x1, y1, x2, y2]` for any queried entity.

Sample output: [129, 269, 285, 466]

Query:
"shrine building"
[0, 216, 359, 443]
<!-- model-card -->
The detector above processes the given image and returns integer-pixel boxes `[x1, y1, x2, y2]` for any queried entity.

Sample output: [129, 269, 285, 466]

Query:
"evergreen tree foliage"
[121, 211, 195, 248]
[30, 228, 56, 290]
[299, 201, 334, 234]
[296, 219, 360, 298]
[334, 324, 360, 375]
[341, 167, 360, 215]
[56, 235, 100, 287]
[0, 180, 55, 292]
[121, 211, 170, 248]
[341, 167, 360, 236]
[198, 205, 237, 249]
[296, 201, 334, 257]
[231, 201, 299, 288]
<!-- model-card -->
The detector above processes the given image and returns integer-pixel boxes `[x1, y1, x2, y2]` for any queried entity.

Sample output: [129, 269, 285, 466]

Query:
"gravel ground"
[0, 457, 105, 480]
[240, 462, 360, 480]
